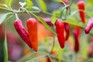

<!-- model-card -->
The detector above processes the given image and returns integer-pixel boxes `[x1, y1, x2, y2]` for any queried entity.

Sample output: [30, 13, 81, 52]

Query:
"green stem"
[15, 13, 19, 20]
[0, 7, 12, 12]
[50, 36, 55, 53]
[42, 11, 52, 16]
[17, 51, 46, 62]
[17, 52, 36, 62]
[4, 30, 8, 62]
[0, 7, 52, 16]
[69, 0, 74, 7]
[47, 55, 53, 62]
[27, 54, 46, 62]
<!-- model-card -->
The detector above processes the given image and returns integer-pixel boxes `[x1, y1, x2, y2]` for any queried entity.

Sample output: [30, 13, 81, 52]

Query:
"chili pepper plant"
[0, 0, 93, 62]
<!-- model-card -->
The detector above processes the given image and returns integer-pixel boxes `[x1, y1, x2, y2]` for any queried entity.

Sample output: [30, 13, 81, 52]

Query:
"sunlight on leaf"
[26, 0, 33, 9]
[38, 0, 47, 12]
[5, 0, 12, 8]
[0, 13, 9, 24]
[19, 2, 26, 7]
[51, 14, 56, 24]
[65, 19, 85, 28]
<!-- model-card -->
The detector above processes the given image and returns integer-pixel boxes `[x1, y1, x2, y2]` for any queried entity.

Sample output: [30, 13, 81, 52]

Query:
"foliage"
[0, 0, 93, 62]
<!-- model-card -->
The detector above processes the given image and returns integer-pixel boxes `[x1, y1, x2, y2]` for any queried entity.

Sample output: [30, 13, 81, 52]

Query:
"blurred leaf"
[87, 0, 93, 5]
[26, 0, 33, 9]
[65, 19, 85, 28]
[0, 3, 4, 7]
[51, 14, 56, 24]
[4, 31, 8, 62]
[5, 0, 12, 8]
[0, 13, 9, 24]
[38, 0, 47, 12]
[19, 2, 26, 7]
[80, 34, 88, 59]
[67, 11, 78, 20]
[53, 0, 61, 2]
[53, 10, 61, 18]
[32, 6, 40, 10]
[0, 3, 9, 8]
[44, 37, 51, 42]
[30, 12, 56, 35]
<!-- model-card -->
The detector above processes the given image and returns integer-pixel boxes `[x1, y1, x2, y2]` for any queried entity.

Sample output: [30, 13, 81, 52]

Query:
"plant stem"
[27, 55, 46, 62]
[4, 30, 8, 62]
[50, 36, 55, 53]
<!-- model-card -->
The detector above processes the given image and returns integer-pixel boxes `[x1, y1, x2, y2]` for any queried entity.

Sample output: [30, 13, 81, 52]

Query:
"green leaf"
[5, 0, 12, 8]
[53, 0, 61, 2]
[67, 10, 78, 20]
[30, 12, 56, 35]
[0, 3, 8, 8]
[0, 13, 9, 24]
[51, 14, 56, 24]
[87, 0, 93, 5]
[31, 6, 40, 10]
[80, 34, 88, 59]
[44, 37, 51, 42]
[19, 2, 26, 7]
[38, 0, 47, 12]
[0, 3, 4, 7]
[4, 31, 8, 62]
[26, 0, 33, 9]
[53, 10, 61, 18]
[65, 19, 85, 28]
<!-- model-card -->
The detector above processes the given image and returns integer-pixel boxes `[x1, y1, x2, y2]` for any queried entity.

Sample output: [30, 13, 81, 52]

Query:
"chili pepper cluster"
[55, 19, 81, 52]
[14, 19, 81, 53]
[13, 0, 92, 53]
[14, 18, 38, 52]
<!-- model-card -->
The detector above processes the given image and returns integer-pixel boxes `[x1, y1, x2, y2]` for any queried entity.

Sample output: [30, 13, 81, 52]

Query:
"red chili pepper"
[73, 27, 81, 52]
[64, 22, 70, 41]
[75, 26, 81, 37]
[77, 0, 85, 23]
[26, 18, 38, 52]
[85, 18, 93, 34]
[14, 20, 32, 48]
[55, 19, 65, 48]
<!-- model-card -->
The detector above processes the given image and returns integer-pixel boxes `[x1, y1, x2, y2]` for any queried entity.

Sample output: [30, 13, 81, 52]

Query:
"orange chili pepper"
[26, 18, 38, 52]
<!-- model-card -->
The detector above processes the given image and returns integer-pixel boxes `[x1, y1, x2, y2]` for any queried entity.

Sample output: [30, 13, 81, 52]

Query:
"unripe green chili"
[14, 20, 32, 48]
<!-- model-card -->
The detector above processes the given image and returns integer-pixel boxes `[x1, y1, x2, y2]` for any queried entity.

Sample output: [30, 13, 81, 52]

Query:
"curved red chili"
[73, 30, 79, 52]
[26, 18, 38, 52]
[73, 27, 81, 52]
[55, 19, 65, 48]
[64, 22, 70, 41]
[14, 20, 32, 48]
[77, 0, 85, 23]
